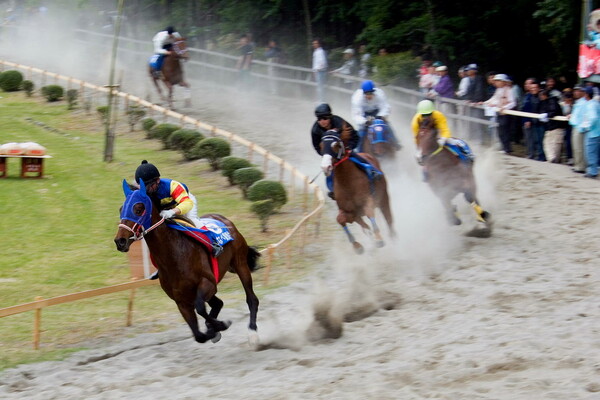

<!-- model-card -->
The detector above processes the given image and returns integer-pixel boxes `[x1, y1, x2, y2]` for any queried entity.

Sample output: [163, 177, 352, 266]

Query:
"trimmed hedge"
[41, 85, 64, 102]
[184, 137, 231, 169]
[219, 156, 253, 185]
[167, 128, 204, 151]
[21, 80, 34, 97]
[148, 123, 180, 145]
[66, 89, 78, 110]
[247, 179, 287, 210]
[126, 105, 146, 132]
[233, 167, 264, 198]
[0, 70, 24, 92]
[141, 118, 157, 133]
[250, 199, 276, 232]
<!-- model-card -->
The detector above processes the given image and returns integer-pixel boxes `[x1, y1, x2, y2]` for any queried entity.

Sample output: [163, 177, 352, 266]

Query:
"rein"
[118, 217, 165, 241]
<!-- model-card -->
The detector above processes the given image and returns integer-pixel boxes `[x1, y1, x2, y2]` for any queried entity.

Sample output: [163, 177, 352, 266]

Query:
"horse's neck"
[420, 134, 439, 156]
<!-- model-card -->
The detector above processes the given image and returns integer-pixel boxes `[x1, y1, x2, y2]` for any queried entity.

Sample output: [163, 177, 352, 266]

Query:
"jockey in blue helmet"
[351, 80, 402, 151]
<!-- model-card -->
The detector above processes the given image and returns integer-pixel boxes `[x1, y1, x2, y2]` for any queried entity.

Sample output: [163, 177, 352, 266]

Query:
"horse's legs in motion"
[379, 189, 396, 238]
[179, 80, 192, 108]
[194, 283, 231, 342]
[232, 246, 260, 346]
[151, 76, 164, 101]
[441, 195, 462, 225]
[464, 191, 491, 223]
[338, 211, 364, 254]
[363, 198, 385, 247]
[176, 302, 210, 343]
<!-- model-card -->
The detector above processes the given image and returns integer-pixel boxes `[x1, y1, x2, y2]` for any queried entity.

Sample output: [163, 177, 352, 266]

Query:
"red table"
[0, 155, 52, 178]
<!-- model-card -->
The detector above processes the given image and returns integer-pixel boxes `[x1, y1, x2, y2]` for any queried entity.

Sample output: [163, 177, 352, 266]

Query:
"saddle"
[444, 138, 475, 163]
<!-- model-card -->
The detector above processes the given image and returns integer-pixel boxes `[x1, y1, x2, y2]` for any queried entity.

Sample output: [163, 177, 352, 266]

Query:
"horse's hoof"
[353, 243, 364, 254]
[195, 334, 208, 343]
[248, 329, 260, 349]
[375, 240, 385, 248]
[210, 332, 222, 343]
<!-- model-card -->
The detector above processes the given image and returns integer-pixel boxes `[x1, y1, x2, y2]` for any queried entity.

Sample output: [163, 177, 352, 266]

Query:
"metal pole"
[103, 0, 126, 162]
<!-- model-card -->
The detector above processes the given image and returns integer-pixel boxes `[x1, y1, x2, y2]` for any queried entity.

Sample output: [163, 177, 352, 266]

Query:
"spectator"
[521, 81, 545, 160]
[456, 66, 470, 99]
[569, 86, 588, 173]
[464, 64, 487, 103]
[485, 71, 497, 100]
[484, 74, 516, 154]
[430, 66, 454, 100]
[264, 39, 283, 94]
[560, 89, 574, 164]
[358, 44, 371, 78]
[544, 77, 562, 99]
[578, 86, 600, 178]
[539, 89, 565, 163]
[236, 34, 254, 88]
[419, 64, 437, 95]
[331, 48, 357, 89]
[312, 38, 328, 103]
[507, 76, 524, 144]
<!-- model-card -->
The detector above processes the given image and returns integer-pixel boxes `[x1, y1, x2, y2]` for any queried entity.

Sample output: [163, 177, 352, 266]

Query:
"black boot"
[149, 270, 159, 280]
[327, 191, 335, 200]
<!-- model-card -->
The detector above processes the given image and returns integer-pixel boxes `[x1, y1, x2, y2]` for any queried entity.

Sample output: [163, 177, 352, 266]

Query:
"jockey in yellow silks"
[411, 99, 452, 143]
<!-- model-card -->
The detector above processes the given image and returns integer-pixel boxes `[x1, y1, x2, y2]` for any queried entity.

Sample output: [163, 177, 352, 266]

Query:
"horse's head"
[172, 38, 189, 60]
[320, 130, 345, 176]
[114, 179, 154, 252]
[416, 115, 439, 154]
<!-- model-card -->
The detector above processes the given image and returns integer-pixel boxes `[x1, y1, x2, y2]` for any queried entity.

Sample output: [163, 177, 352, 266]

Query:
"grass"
[0, 91, 328, 370]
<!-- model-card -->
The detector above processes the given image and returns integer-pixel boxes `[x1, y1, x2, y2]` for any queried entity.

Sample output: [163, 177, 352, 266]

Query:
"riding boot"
[328, 191, 336, 200]
[149, 270, 159, 280]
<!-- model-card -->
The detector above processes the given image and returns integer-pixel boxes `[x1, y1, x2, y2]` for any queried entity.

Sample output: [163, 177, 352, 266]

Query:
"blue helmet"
[361, 80, 375, 93]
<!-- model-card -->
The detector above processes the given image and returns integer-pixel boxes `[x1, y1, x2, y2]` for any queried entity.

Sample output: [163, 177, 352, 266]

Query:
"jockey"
[150, 26, 182, 78]
[411, 99, 473, 162]
[134, 160, 222, 278]
[311, 103, 381, 199]
[351, 80, 401, 150]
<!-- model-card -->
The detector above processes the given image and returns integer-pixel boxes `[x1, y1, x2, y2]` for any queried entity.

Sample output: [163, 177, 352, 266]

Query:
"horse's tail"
[247, 246, 261, 272]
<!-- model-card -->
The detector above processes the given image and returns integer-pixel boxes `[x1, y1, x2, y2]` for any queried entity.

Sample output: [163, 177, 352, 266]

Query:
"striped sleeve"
[170, 180, 193, 214]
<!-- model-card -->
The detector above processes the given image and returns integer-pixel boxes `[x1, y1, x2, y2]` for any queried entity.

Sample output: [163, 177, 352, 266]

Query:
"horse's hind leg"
[231, 247, 260, 347]
[180, 81, 192, 107]
[464, 192, 491, 224]
[379, 189, 396, 238]
[176, 302, 209, 343]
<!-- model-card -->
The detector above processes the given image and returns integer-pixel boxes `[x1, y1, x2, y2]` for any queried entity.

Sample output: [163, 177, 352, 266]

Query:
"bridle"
[322, 134, 349, 166]
[118, 217, 165, 241]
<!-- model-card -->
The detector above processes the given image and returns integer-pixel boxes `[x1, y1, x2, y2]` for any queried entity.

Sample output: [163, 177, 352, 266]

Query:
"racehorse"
[149, 38, 192, 109]
[114, 179, 260, 346]
[361, 118, 396, 160]
[320, 132, 395, 253]
[417, 116, 492, 234]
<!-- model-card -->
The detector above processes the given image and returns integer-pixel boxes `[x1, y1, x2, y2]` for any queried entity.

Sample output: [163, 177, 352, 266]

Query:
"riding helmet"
[135, 160, 160, 185]
[315, 103, 332, 118]
[417, 99, 435, 115]
[166, 26, 175, 34]
[361, 80, 375, 93]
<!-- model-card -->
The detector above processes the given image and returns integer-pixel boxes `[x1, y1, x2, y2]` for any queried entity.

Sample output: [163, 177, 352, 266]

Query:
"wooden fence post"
[33, 296, 43, 349]
[263, 245, 276, 285]
[127, 278, 136, 327]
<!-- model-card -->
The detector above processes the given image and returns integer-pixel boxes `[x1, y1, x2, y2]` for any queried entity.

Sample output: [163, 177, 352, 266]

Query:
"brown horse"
[149, 38, 192, 109]
[320, 132, 395, 253]
[361, 118, 396, 160]
[114, 180, 260, 346]
[417, 116, 492, 234]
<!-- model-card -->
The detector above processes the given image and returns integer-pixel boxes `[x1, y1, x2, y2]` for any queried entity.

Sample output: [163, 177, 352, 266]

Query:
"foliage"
[250, 199, 276, 232]
[21, 80, 34, 97]
[126, 105, 146, 132]
[247, 179, 287, 211]
[371, 51, 422, 88]
[66, 89, 78, 110]
[184, 137, 231, 169]
[167, 128, 204, 151]
[219, 156, 253, 185]
[147, 123, 180, 145]
[41, 85, 64, 102]
[0, 70, 24, 92]
[96, 105, 109, 124]
[141, 117, 157, 133]
[233, 167, 264, 198]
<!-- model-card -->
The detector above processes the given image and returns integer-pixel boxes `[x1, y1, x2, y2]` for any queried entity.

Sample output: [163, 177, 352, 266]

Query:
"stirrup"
[149, 270, 159, 280]
[327, 191, 335, 200]
[212, 244, 223, 257]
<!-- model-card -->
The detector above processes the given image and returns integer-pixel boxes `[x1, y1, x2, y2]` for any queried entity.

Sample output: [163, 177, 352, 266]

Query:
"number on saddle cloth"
[367, 118, 390, 144]
[195, 218, 234, 246]
[445, 138, 475, 163]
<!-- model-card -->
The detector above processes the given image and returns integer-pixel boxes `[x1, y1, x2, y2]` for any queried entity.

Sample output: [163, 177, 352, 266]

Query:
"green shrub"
[66, 89, 78, 110]
[21, 80, 34, 97]
[0, 70, 24, 92]
[184, 137, 231, 169]
[96, 105, 109, 124]
[219, 156, 253, 185]
[250, 199, 276, 232]
[148, 123, 180, 145]
[247, 179, 287, 211]
[126, 105, 146, 132]
[233, 167, 264, 198]
[167, 128, 204, 151]
[41, 85, 64, 102]
[141, 118, 157, 133]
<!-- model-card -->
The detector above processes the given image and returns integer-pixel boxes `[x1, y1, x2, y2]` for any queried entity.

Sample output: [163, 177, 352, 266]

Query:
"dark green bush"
[184, 137, 231, 169]
[141, 118, 157, 133]
[148, 123, 180, 145]
[0, 70, 24, 92]
[41, 85, 64, 102]
[250, 199, 276, 232]
[21, 80, 34, 97]
[66, 89, 78, 110]
[247, 179, 287, 211]
[96, 105, 109, 124]
[233, 167, 264, 198]
[371, 51, 421, 87]
[219, 156, 253, 185]
[126, 105, 146, 132]
[167, 128, 204, 151]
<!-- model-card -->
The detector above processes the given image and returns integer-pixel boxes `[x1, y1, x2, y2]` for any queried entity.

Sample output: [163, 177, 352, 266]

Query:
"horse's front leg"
[195, 286, 231, 343]
[176, 302, 209, 343]
[337, 210, 363, 254]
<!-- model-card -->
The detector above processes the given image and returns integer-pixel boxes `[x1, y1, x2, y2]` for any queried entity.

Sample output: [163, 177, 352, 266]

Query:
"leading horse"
[114, 180, 260, 346]
[361, 118, 397, 160]
[149, 38, 192, 109]
[320, 132, 395, 253]
[417, 116, 492, 235]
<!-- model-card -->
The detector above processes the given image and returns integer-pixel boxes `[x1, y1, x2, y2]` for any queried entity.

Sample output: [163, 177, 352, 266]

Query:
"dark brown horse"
[361, 118, 396, 160]
[149, 38, 192, 109]
[417, 116, 492, 235]
[114, 180, 260, 346]
[320, 133, 395, 253]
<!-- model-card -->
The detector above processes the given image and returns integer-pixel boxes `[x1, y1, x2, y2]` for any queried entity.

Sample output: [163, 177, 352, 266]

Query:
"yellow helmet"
[417, 100, 435, 114]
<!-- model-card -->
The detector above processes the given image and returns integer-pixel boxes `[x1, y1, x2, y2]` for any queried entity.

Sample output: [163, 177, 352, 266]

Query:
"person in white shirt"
[351, 80, 401, 150]
[312, 38, 328, 103]
[483, 73, 517, 154]
[150, 26, 182, 78]
[455, 66, 470, 99]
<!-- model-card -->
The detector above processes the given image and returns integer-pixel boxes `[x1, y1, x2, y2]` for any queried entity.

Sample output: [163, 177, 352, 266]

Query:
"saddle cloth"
[445, 138, 474, 163]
